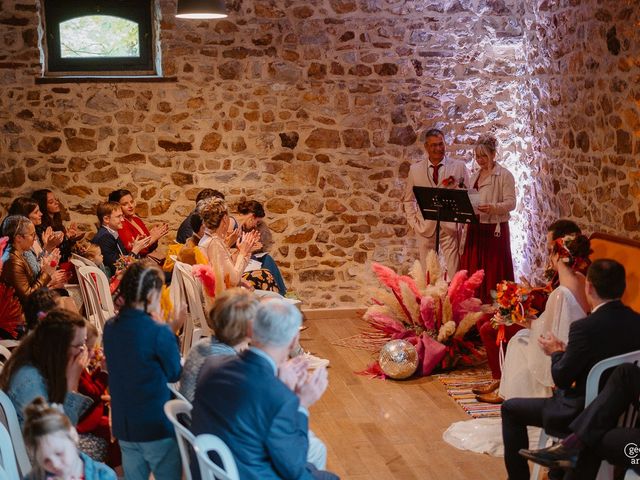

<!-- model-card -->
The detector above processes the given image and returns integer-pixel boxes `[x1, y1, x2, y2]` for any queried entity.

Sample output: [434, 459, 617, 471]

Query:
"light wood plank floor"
[301, 314, 505, 480]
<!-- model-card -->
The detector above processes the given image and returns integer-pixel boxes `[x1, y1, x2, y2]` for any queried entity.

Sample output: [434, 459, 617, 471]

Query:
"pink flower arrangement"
[359, 250, 486, 378]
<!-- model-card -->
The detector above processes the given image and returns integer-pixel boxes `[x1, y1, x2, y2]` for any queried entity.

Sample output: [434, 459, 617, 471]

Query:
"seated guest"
[236, 200, 287, 295]
[481, 232, 591, 404]
[23, 287, 61, 332]
[0, 216, 62, 312]
[520, 362, 640, 479]
[72, 239, 110, 278]
[473, 219, 582, 399]
[177, 213, 208, 266]
[180, 288, 256, 402]
[22, 397, 116, 480]
[191, 298, 337, 480]
[6, 197, 67, 287]
[32, 189, 84, 262]
[77, 323, 120, 468]
[91, 202, 150, 276]
[0, 308, 92, 426]
[198, 198, 278, 293]
[107, 189, 168, 259]
[501, 259, 640, 480]
[103, 262, 182, 480]
[177, 188, 226, 244]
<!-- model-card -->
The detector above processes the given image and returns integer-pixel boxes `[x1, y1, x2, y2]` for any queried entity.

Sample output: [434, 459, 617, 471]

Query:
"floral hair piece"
[549, 233, 591, 277]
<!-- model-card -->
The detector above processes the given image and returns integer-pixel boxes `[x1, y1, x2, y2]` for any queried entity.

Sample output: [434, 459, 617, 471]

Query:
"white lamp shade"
[176, 0, 227, 19]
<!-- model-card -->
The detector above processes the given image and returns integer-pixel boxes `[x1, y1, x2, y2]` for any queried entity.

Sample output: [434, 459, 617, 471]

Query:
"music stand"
[412, 186, 477, 254]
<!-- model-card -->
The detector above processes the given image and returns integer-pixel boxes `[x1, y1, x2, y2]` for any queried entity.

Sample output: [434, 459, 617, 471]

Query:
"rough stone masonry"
[0, 0, 638, 307]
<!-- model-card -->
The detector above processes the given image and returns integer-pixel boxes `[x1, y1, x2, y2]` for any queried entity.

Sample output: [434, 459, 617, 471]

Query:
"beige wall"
[0, 0, 638, 307]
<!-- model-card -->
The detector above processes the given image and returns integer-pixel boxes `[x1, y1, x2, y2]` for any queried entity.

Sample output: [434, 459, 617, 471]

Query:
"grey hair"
[475, 134, 498, 158]
[252, 299, 301, 347]
[1, 215, 32, 243]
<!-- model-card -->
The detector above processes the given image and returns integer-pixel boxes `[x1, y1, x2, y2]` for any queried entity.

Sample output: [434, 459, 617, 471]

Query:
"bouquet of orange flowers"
[490, 281, 539, 329]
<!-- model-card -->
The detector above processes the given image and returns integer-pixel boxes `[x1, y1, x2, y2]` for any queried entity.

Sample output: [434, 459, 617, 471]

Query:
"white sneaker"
[303, 351, 330, 369]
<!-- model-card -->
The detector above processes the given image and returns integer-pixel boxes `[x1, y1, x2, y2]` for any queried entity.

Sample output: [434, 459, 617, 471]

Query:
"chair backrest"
[589, 233, 640, 312]
[173, 263, 206, 355]
[164, 399, 195, 480]
[0, 422, 20, 479]
[77, 266, 115, 332]
[167, 382, 190, 404]
[71, 253, 97, 267]
[194, 434, 240, 480]
[0, 391, 31, 476]
[0, 345, 11, 368]
[179, 264, 212, 338]
[585, 349, 640, 405]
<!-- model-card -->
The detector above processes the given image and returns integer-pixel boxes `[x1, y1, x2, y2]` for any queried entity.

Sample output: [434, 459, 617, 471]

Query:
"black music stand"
[412, 186, 477, 254]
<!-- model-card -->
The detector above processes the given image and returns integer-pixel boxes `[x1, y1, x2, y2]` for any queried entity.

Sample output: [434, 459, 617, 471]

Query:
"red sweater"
[118, 216, 157, 257]
[76, 369, 109, 434]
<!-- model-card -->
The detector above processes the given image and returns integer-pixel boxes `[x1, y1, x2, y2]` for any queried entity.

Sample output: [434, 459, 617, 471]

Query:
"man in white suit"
[402, 128, 468, 276]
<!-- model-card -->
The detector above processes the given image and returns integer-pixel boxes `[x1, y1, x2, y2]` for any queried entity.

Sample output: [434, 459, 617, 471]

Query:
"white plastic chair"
[0, 422, 19, 479]
[531, 349, 640, 480]
[167, 382, 190, 404]
[194, 434, 240, 480]
[77, 265, 115, 333]
[71, 253, 97, 267]
[164, 399, 196, 480]
[175, 262, 211, 336]
[0, 390, 31, 476]
[172, 263, 205, 355]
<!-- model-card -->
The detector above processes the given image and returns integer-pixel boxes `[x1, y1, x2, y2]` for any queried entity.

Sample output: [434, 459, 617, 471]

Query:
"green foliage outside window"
[59, 15, 139, 58]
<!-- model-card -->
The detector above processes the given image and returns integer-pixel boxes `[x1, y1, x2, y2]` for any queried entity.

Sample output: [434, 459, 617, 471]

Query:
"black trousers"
[565, 363, 640, 480]
[502, 391, 583, 480]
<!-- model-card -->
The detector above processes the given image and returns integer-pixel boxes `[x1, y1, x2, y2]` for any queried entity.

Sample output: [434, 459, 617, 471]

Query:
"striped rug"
[437, 367, 502, 418]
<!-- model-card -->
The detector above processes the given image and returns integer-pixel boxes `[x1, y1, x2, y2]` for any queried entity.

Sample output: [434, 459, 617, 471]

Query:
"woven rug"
[437, 366, 502, 418]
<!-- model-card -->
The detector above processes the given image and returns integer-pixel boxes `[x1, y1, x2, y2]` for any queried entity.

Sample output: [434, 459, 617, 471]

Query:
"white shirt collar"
[591, 299, 615, 313]
[104, 225, 119, 239]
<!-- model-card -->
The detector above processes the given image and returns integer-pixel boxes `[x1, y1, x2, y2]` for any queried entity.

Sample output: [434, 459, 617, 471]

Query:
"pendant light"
[176, 0, 227, 19]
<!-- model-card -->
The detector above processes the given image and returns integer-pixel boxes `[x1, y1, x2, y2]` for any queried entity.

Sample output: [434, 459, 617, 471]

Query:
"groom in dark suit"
[191, 298, 338, 480]
[501, 259, 640, 480]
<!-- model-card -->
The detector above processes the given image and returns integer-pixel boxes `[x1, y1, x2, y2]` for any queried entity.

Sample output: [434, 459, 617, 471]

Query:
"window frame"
[42, 0, 157, 76]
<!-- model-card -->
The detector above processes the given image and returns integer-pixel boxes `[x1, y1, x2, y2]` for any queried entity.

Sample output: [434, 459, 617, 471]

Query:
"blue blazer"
[103, 307, 181, 442]
[191, 349, 314, 480]
[91, 226, 130, 276]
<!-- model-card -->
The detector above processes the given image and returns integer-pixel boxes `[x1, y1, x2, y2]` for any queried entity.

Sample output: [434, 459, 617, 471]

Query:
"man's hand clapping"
[296, 366, 328, 409]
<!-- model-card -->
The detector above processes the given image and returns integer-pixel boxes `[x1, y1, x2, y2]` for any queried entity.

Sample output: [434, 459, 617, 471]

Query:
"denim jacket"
[24, 451, 116, 480]
[8, 365, 92, 426]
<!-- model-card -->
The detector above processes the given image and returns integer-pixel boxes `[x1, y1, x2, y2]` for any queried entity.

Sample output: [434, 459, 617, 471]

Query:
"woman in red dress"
[107, 189, 168, 259]
[460, 134, 516, 302]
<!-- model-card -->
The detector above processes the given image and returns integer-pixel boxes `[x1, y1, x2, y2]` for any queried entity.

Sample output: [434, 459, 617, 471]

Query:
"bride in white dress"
[444, 234, 591, 455]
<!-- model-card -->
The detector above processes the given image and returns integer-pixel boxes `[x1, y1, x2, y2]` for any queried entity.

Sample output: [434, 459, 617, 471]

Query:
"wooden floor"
[301, 313, 505, 480]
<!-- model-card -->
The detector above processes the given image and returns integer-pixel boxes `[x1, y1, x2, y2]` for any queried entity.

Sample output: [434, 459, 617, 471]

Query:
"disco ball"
[378, 339, 419, 380]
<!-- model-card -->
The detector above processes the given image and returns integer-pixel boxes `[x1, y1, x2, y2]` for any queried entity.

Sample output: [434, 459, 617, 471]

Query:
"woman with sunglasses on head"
[0, 216, 63, 337]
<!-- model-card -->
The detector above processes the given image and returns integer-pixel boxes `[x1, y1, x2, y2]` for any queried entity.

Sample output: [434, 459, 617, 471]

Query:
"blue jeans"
[120, 437, 182, 480]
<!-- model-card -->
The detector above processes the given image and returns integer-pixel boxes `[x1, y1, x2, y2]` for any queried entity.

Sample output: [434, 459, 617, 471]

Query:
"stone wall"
[0, 0, 637, 307]
[523, 0, 640, 244]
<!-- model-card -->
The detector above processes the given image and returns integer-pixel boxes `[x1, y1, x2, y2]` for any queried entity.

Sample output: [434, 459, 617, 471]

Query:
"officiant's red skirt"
[460, 221, 514, 304]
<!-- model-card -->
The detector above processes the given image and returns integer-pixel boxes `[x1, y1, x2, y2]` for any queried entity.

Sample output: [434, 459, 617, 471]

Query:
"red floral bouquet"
[357, 250, 486, 378]
[490, 281, 540, 330]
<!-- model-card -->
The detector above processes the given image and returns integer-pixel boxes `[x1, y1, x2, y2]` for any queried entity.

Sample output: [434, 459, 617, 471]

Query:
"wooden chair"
[194, 433, 240, 480]
[164, 399, 196, 480]
[0, 390, 31, 476]
[531, 349, 640, 480]
[0, 422, 20, 479]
